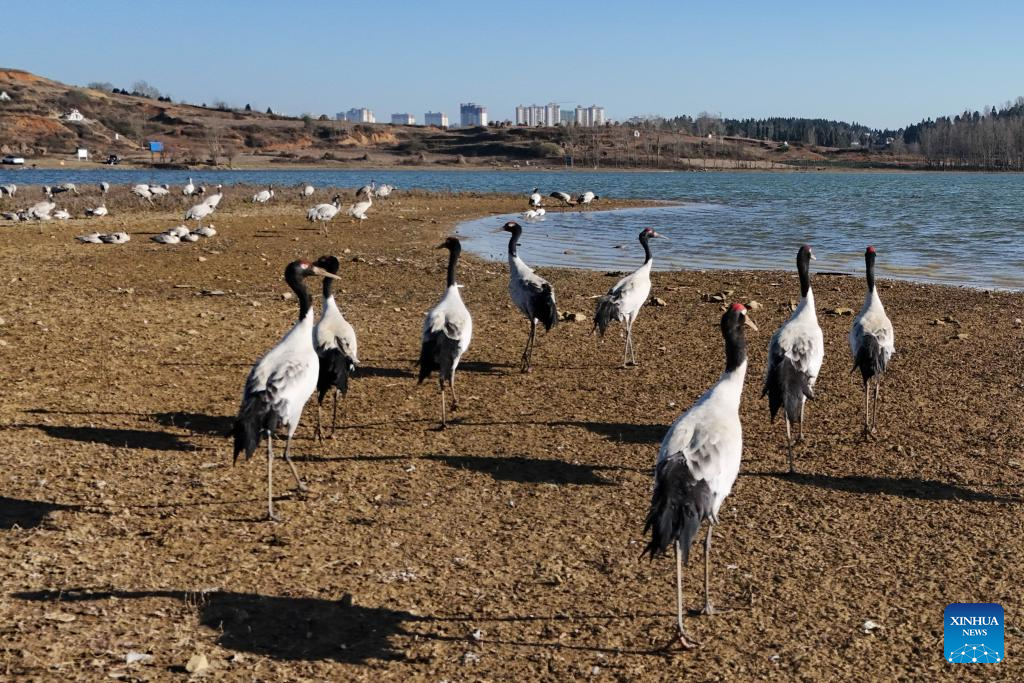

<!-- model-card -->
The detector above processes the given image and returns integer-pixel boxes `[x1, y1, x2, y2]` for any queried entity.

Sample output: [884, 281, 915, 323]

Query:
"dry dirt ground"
[0, 188, 1021, 681]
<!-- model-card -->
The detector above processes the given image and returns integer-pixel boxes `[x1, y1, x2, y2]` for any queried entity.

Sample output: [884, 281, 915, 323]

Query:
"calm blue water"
[2, 168, 1022, 289]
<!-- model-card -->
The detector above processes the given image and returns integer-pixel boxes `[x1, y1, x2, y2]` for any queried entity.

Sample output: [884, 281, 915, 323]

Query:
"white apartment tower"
[460, 102, 488, 127]
[515, 103, 561, 127]
[424, 111, 449, 127]
[337, 107, 375, 123]
[390, 113, 415, 125]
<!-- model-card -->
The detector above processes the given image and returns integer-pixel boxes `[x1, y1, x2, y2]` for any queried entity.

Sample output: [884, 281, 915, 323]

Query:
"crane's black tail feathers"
[593, 295, 618, 336]
[852, 334, 887, 385]
[231, 389, 278, 464]
[317, 347, 355, 403]
[763, 356, 814, 424]
[418, 330, 460, 384]
[534, 284, 559, 332]
[642, 458, 713, 561]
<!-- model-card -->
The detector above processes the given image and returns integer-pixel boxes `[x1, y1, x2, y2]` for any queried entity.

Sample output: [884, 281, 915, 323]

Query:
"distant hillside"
[0, 68, 921, 170]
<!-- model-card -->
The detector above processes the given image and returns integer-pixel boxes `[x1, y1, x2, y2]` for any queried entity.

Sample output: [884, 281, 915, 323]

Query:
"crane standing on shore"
[849, 246, 895, 437]
[503, 221, 558, 372]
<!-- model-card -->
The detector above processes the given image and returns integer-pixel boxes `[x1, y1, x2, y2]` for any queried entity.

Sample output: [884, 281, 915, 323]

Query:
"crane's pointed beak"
[435, 242, 448, 249]
[312, 266, 340, 279]
[744, 317, 759, 332]
[654, 231, 669, 240]
[810, 252, 817, 260]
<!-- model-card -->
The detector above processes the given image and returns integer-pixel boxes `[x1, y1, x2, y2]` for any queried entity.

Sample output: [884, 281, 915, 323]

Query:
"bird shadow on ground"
[744, 472, 1020, 503]
[456, 360, 513, 374]
[16, 424, 196, 452]
[423, 454, 616, 486]
[13, 589, 415, 665]
[151, 411, 233, 437]
[355, 365, 415, 379]
[0, 497, 82, 530]
[548, 420, 665, 444]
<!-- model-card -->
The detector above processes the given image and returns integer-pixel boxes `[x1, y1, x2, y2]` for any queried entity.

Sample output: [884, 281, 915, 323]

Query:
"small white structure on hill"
[77, 147, 89, 160]
[64, 108, 86, 122]
[0, 91, 11, 101]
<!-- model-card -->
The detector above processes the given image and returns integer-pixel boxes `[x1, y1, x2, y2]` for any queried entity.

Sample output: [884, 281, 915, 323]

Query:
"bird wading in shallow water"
[643, 303, 757, 649]
[231, 257, 340, 521]
[849, 246, 895, 437]
[503, 221, 558, 372]
[762, 245, 824, 473]
[418, 237, 473, 428]
[593, 227, 666, 367]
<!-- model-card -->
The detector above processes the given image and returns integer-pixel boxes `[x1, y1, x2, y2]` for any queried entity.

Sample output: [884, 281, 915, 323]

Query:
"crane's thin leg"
[797, 401, 805, 443]
[314, 400, 324, 442]
[266, 433, 279, 522]
[701, 526, 714, 614]
[863, 381, 871, 439]
[450, 373, 459, 412]
[439, 383, 447, 429]
[871, 377, 882, 433]
[521, 321, 535, 373]
[785, 416, 795, 474]
[673, 540, 699, 649]
[283, 434, 307, 492]
[330, 390, 339, 438]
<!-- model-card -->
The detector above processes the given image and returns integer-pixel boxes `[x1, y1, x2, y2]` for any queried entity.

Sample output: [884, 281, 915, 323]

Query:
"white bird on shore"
[181, 231, 200, 242]
[194, 224, 217, 237]
[850, 246, 895, 437]
[182, 177, 196, 196]
[374, 183, 394, 199]
[132, 184, 154, 203]
[185, 200, 215, 228]
[85, 204, 108, 217]
[205, 185, 224, 209]
[313, 255, 359, 440]
[231, 257, 340, 520]
[307, 195, 343, 235]
[418, 237, 472, 429]
[762, 245, 824, 474]
[149, 184, 171, 197]
[301, 184, 315, 198]
[0, 184, 17, 197]
[348, 194, 372, 220]
[53, 208, 71, 220]
[593, 227, 665, 366]
[577, 191, 599, 206]
[76, 232, 103, 244]
[1, 210, 26, 221]
[27, 200, 56, 220]
[549, 191, 575, 206]
[252, 185, 274, 203]
[528, 187, 543, 208]
[100, 231, 130, 244]
[643, 303, 757, 650]
[356, 180, 375, 199]
[151, 232, 180, 244]
[167, 225, 191, 238]
[503, 221, 558, 372]
[99, 181, 110, 195]
[523, 209, 541, 220]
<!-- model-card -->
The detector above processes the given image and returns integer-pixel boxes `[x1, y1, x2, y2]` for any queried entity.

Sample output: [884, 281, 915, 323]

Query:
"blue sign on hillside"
[148, 141, 163, 152]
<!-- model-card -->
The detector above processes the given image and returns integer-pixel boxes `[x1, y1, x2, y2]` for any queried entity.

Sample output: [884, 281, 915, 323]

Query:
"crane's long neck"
[446, 246, 461, 288]
[286, 268, 312, 322]
[724, 324, 748, 374]
[507, 227, 521, 258]
[322, 272, 336, 301]
[640, 234, 653, 264]
[865, 251, 876, 295]
[798, 251, 811, 299]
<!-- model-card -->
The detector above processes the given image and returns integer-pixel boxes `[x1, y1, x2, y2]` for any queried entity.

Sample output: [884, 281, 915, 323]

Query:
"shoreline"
[1, 192, 1021, 680]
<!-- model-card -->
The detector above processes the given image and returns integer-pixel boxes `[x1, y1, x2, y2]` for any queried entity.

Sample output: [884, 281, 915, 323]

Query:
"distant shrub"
[529, 141, 563, 158]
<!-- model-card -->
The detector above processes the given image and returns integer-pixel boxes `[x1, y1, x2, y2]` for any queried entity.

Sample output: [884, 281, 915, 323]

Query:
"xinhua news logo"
[944, 603, 1004, 663]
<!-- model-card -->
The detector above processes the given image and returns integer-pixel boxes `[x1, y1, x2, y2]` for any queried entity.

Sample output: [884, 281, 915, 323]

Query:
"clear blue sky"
[4, 0, 1022, 128]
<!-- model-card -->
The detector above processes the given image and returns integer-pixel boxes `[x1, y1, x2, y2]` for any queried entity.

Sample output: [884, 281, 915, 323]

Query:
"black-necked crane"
[53, 208, 71, 220]
[528, 187, 543, 208]
[849, 246, 895, 437]
[0, 183, 17, 197]
[356, 180, 375, 199]
[99, 181, 110, 195]
[182, 177, 196, 196]
[131, 184, 154, 204]
[643, 303, 757, 649]
[503, 221, 557, 372]
[313, 255, 359, 440]
[100, 231, 130, 244]
[307, 195, 343, 235]
[375, 183, 394, 199]
[185, 199, 215, 229]
[27, 200, 55, 220]
[205, 185, 224, 209]
[763, 244, 824, 473]
[301, 184, 315, 198]
[418, 237, 472, 428]
[593, 227, 665, 367]
[149, 184, 171, 198]
[252, 185, 274, 203]
[577, 191, 599, 206]
[85, 203, 108, 217]
[549, 191, 575, 206]
[231, 256, 340, 521]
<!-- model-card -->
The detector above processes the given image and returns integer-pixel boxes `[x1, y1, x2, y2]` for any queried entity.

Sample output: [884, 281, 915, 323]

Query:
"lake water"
[2, 167, 1022, 289]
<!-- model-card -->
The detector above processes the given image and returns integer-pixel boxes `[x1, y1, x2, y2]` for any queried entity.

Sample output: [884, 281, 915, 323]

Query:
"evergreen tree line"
[905, 98, 1024, 169]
